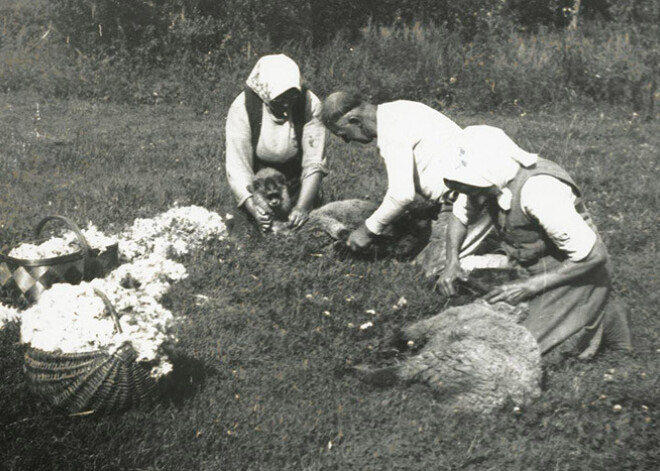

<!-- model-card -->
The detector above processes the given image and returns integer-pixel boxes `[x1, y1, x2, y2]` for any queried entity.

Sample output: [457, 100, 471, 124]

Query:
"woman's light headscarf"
[445, 125, 538, 209]
[246, 54, 301, 104]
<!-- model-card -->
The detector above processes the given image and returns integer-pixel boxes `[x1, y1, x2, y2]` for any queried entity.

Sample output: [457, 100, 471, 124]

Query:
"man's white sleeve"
[365, 144, 416, 235]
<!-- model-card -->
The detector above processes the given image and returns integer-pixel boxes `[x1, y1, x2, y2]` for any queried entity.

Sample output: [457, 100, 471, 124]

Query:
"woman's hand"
[485, 279, 541, 305]
[254, 206, 273, 232]
[435, 261, 467, 296]
[288, 207, 309, 229]
[245, 197, 273, 232]
[346, 223, 375, 252]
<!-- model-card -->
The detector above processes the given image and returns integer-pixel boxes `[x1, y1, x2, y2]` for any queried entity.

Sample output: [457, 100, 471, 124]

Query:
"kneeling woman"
[438, 126, 631, 359]
[225, 54, 327, 231]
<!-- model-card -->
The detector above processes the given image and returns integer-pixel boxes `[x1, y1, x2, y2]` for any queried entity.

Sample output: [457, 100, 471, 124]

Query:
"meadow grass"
[0, 91, 658, 470]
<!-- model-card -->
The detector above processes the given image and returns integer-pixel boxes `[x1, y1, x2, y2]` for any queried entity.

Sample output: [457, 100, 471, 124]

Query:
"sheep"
[248, 167, 435, 259]
[355, 294, 542, 414]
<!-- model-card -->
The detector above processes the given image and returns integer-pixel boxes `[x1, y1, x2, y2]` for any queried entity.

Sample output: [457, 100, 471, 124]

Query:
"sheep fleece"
[398, 301, 542, 413]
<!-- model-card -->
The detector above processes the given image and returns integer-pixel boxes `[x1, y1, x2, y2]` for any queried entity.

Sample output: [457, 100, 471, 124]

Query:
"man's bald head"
[321, 90, 377, 144]
[321, 90, 364, 127]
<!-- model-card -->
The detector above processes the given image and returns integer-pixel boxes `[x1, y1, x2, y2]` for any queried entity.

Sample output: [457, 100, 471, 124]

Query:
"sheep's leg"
[400, 312, 448, 343]
[308, 214, 349, 241]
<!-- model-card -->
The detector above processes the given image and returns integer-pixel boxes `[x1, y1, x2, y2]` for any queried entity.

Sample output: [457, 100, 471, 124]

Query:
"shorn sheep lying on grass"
[356, 298, 542, 414]
[248, 167, 434, 258]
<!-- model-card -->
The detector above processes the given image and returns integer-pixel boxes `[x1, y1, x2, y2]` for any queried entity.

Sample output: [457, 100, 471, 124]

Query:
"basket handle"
[34, 215, 92, 276]
[93, 288, 123, 334]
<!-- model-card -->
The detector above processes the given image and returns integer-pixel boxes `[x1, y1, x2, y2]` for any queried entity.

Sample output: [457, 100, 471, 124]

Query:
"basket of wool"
[22, 281, 177, 413]
[0, 215, 119, 305]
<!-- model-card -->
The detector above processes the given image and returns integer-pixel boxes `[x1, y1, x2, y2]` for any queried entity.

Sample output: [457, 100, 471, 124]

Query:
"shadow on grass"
[157, 348, 218, 408]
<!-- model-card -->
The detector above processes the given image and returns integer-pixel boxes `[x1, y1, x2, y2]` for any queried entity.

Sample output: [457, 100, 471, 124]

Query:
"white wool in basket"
[8, 223, 117, 260]
[20, 281, 176, 379]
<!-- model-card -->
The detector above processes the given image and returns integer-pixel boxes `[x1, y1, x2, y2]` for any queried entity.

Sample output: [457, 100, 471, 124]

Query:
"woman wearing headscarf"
[225, 54, 327, 231]
[438, 125, 631, 359]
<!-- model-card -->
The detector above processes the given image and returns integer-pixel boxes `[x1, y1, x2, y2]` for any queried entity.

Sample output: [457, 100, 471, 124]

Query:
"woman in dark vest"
[225, 54, 327, 231]
[437, 125, 631, 360]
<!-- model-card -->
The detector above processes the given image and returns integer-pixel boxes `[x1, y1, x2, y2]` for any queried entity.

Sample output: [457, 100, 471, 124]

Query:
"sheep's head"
[247, 167, 293, 220]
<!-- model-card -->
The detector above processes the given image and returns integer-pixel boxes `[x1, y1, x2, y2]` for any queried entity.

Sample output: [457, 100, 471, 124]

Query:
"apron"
[493, 159, 630, 358]
[244, 87, 307, 196]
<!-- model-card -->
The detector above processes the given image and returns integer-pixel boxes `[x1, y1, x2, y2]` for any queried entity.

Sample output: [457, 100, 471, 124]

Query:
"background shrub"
[0, 0, 657, 116]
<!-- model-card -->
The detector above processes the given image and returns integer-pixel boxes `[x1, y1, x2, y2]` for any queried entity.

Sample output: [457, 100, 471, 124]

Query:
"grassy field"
[1, 91, 659, 470]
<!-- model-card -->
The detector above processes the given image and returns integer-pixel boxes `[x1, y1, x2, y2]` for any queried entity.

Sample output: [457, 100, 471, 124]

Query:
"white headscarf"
[246, 54, 302, 104]
[445, 125, 538, 210]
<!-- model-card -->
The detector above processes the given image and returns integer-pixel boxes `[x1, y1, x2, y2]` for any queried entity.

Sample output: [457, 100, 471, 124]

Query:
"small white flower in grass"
[613, 404, 623, 413]
[360, 321, 373, 330]
[322, 296, 329, 302]
[305, 293, 313, 300]
[345, 296, 355, 303]
[323, 311, 331, 317]
[513, 406, 522, 414]
[195, 294, 209, 306]
[365, 309, 376, 315]
[392, 296, 408, 310]
[407, 340, 415, 347]
[327, 441, 333, 451]
[642, 405, 649, 411]
[347, 322, 354, 328]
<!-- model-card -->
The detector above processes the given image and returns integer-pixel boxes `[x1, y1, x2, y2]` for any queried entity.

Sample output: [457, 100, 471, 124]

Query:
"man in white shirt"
[226, 54, 327, 231]
[321, 90, 484, 252]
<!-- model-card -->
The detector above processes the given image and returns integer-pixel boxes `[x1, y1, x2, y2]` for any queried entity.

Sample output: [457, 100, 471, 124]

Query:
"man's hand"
[288, 207, 309, 229]
[435, 261, 467, 296]
[485, 279, 541, 305]
[346, 223, 375, 252]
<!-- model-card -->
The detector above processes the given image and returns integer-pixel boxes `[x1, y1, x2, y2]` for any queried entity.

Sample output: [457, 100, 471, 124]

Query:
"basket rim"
[26, 339, 135, 359]
[0, 243, 118, 267]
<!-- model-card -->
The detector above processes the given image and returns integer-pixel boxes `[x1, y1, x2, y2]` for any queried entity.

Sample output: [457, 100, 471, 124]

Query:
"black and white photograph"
[1, 1, 658, 469]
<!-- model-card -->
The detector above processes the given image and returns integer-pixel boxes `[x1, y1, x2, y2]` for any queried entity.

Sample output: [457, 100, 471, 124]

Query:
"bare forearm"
[446, 214, 468, 267]
[243, 197, 259, 218]
[296, 173, 323, 211]
[528, 240, 608, 293]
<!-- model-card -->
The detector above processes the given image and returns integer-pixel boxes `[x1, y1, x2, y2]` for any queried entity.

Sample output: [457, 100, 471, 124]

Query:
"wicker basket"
[0, 215, 119, 305]
[24, 289, 158, 413]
